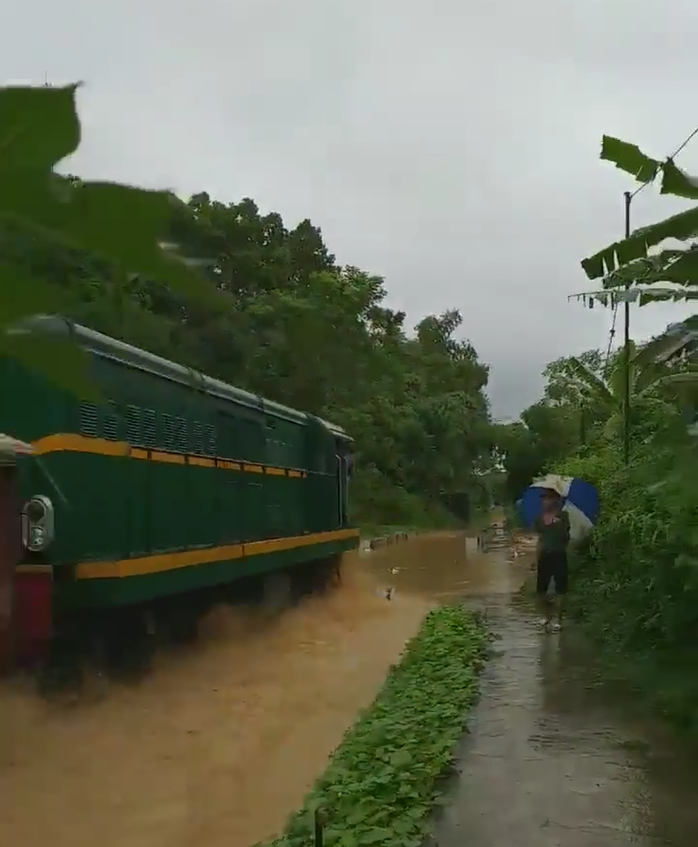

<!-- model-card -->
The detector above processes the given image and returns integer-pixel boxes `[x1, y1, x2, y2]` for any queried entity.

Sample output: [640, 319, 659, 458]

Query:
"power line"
[630, 123, 698, 200]
[669, 125, 698, 161]
[604, 123, 698, 380]
[604, 301, 618, 374]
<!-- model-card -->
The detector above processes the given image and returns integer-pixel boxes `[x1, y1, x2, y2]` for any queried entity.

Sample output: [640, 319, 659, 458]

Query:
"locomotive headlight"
[21, 495, 55, 552]
[30, 525, 45, 548]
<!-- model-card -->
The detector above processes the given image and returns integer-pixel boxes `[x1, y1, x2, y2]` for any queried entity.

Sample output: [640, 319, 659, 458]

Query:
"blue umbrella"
[518, 473, 599, 541]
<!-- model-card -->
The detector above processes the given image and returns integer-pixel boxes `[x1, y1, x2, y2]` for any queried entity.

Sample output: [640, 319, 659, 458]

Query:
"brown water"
[0, 527, 696, 847]
[0, 565, 431, 847]
[367, 527, 529, 601]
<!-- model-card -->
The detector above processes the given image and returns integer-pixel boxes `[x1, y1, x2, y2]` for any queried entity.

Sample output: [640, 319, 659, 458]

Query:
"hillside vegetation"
[0, 86, 493, 530]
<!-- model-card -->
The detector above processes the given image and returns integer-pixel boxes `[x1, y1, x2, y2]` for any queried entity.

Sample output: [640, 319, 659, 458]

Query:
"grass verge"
[261, 606, 489, 847]
[565, 574, 698, 737]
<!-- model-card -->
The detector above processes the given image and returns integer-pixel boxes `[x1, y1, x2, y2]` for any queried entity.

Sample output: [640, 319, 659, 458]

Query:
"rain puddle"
[1, 525, 696, 847]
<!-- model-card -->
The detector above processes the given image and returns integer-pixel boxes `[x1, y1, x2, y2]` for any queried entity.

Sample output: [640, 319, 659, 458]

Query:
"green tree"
[543, 349, 604, 405]
[560, 335, 698, 441]
[0, 98, 494, 527]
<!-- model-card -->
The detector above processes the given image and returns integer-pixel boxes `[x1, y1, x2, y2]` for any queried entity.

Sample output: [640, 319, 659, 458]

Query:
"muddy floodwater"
[1, 527, 697, 847]
[0, 564, 431, 847]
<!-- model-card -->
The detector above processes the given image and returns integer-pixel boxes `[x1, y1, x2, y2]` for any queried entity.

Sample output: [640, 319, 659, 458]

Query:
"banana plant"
[561, 334, 698, 438]
[581, 136, 698, 284]
[578, 135, 698, 446]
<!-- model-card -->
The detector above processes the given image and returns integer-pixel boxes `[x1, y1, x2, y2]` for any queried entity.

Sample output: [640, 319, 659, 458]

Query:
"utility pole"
[622, 191, 632, 465]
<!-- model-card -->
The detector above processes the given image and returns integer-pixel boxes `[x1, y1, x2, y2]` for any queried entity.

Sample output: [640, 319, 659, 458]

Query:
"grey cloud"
[2, 0, 697, 417]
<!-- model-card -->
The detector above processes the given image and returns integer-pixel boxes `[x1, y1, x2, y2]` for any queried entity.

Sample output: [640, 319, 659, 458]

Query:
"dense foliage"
[557, 430, 698, 728]
[0, 84, 494, 528]
[494, 130, 698, 730]
[56, 195, 495, 525]
[261, 606, 488, 847]
[496, 324, 698, 728]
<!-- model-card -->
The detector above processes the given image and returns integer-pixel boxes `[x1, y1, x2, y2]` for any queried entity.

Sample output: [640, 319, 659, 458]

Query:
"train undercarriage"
[1, 451, 344, 692]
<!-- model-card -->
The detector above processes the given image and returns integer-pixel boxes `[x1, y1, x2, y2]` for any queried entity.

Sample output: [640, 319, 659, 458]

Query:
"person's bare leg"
[550, 594, 563, 630]
[536, 593, 551, 627]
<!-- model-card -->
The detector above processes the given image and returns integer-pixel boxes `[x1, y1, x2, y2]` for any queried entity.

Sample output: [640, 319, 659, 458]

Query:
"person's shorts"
[536, 550, 568, 595]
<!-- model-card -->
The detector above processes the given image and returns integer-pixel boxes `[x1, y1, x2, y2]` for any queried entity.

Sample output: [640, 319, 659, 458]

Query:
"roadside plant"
[261, 606, 489, 847]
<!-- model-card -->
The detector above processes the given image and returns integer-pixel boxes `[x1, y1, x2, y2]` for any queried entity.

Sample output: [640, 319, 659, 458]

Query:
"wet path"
[434, 602, 656, 846]
[367, 526, 698, 847]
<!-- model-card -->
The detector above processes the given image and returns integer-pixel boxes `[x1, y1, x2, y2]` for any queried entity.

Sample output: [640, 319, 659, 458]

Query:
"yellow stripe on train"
[32, 433, 308, 478]
[74, 528, 360, 580]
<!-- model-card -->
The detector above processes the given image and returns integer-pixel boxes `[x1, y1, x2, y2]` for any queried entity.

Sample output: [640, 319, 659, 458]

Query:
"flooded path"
[368, 526, 698, 847]
[432, 600, 697, 846]
[1, 526, 696, 847]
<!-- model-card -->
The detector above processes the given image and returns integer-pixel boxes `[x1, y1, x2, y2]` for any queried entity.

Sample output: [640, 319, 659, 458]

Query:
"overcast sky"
[3, 0, 697, 417]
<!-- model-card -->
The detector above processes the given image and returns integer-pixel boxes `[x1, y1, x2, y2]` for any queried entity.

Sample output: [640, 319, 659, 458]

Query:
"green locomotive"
[0, 315, 358, 667]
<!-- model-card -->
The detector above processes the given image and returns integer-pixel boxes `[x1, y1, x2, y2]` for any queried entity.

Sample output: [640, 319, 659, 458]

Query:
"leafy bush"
[262, 606, 489, 847]
[556, 430, 698, 730]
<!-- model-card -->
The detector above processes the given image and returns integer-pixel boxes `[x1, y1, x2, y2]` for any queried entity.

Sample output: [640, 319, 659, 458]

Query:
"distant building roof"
[654, 318, 698, 363]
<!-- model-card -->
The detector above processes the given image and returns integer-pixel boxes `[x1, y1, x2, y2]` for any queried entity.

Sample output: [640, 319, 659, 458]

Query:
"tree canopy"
[0, 83, 494, 528]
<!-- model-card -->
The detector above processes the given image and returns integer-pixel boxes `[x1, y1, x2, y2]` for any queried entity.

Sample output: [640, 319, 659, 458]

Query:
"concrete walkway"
[433, 596, 697, 847]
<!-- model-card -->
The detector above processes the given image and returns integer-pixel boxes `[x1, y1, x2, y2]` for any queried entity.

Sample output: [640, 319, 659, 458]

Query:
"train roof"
[316, 416, 353, 441]
[12, 315, 350, 436]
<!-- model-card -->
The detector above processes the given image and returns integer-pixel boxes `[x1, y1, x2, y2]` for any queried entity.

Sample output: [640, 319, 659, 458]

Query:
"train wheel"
[262, 571, 292, 613]
[328, 553, 343, 588]
[101, 608, 153, 681]
[313, 554, 343, 594]
[164, 602, 200, 646]
[37, 614, 86, 699]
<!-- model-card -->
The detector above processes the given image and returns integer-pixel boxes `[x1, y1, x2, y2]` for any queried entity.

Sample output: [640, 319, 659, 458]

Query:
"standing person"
[533, 489, 570, 632]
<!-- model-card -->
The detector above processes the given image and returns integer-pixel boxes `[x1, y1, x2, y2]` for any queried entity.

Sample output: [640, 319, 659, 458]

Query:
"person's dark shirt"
[534, 510, 570, 553]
